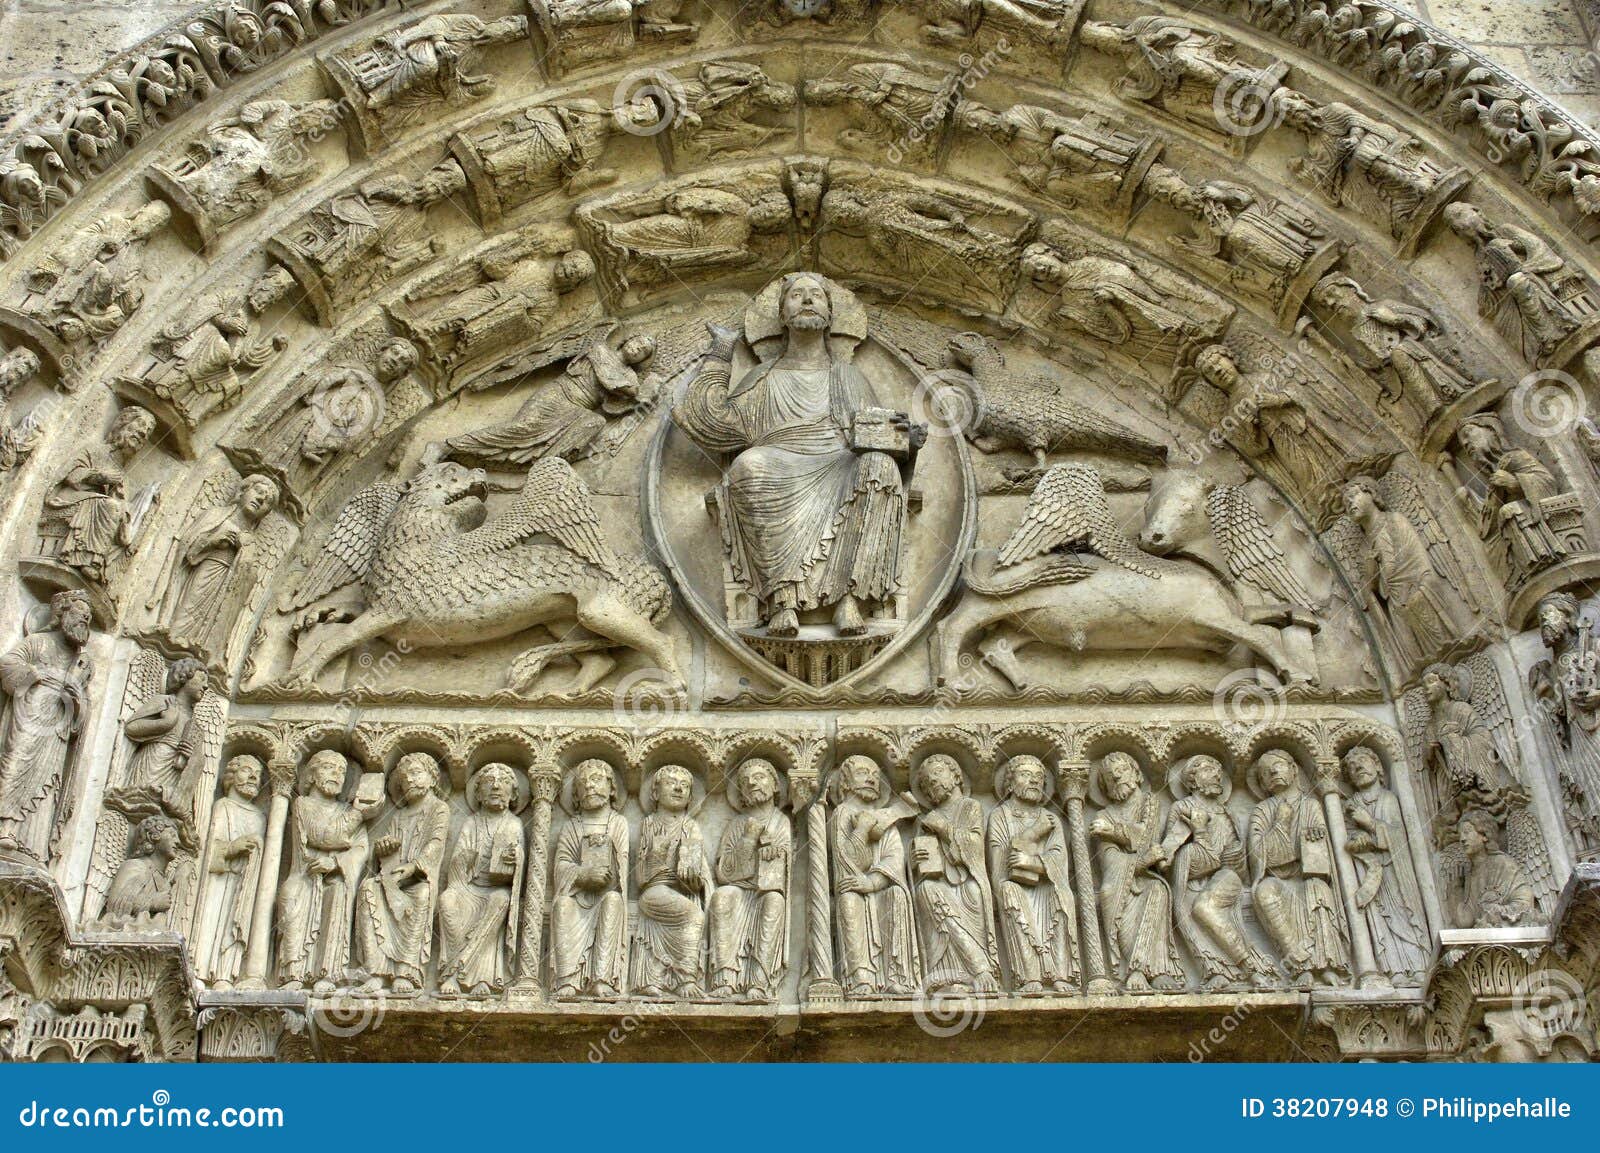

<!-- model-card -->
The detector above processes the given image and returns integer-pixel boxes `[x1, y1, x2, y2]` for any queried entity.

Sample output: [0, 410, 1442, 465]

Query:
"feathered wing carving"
[996, 463, 1161, 577]
[1320, 513, 1376, 601]
[870, 307, 953, 371]
[461, 456, 618, 576]
[639, 315, 709, 396]
[1380, 467, 1471, 595]
[84, 648, 170, 918]
[1206, 485, 1312, 605]
[172, 688, 229, 933]
[1399, 681, 1469, 899]
[1465, 653, 1557, 912]
[1227, 328, 1376, 459]
[281, 480, 405, 612]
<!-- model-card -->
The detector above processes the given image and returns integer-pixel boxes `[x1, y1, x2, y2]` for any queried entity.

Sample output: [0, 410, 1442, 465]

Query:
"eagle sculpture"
[934, 331, 1169, 470]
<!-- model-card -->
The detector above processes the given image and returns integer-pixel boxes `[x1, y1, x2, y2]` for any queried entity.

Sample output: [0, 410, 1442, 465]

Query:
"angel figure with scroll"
[85, 648, 225, 930]
[108, 655, 213, 822]
[1402, 654, 1555, 927]
[1180, 334, 1369, 498]
[278, 456, 677, 695]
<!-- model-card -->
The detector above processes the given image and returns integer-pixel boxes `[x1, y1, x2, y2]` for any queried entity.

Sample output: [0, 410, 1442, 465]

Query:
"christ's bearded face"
[782, 277, 831, 332]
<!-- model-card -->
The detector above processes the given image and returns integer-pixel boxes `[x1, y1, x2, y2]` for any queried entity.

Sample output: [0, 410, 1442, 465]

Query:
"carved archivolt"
[0, 0, 1598, 1061]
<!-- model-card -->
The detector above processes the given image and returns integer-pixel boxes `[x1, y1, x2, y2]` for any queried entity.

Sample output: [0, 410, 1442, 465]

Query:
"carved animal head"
[1138, 467, 1215, 555]
[942, 331, 1004, 375]
[696, 62, 797, 111]
[391, 460, 490, 542]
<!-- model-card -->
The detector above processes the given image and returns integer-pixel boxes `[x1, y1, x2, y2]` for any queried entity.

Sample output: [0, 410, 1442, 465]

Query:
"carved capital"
[1058, 761, 1090, 804]
[1309, 998, 1429, 1060]
[527, 765, 561, 807]
[1313, 757, 1343, 797]
[267, 759, 298, 799]
[789, 770, 820, 810]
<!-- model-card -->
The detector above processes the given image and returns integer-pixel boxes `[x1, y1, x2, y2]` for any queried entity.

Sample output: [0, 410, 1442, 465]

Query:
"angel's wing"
[190, 469, 242, 522]
[404, 251, 492, 302]
[1465, 653, 1519, 770]
[470, 323, 612, 393]
[1320, 512, 1376, 598]
[996, 463, 1160, 576]
[279, 480, 404, 612]
[84, 648, 170, 916]
[1231, 329, 1385, 460]
[229, 512, 296, 679]
[639, 315, 710, 393]
[1207, 484, 1312, 605]
[1398, 682, 1439, 824]
[1466, 652, 1557, 910]
[869, 307, 960, 371]
[466, 456, 618, 575]
[171, 687, 228, 931]
[1380, 467, 1472, 592]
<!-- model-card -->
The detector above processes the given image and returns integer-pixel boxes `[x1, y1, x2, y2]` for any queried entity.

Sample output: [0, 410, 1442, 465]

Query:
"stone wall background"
[4, 0, 1600, 130]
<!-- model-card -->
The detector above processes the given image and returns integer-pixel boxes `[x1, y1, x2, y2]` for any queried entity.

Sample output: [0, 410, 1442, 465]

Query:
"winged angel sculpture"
[86, 648, 226, 929]
[1401, 653, 1556, 925]
[277, 457, 677, 695]
[1320, 468, 1479, 674]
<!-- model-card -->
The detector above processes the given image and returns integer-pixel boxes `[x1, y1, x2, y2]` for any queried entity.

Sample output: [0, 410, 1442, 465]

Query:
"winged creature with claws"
[278, 457, 678, 694]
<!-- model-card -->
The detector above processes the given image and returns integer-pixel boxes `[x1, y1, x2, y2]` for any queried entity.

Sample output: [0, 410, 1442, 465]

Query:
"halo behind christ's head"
[743, 272, 868, 356]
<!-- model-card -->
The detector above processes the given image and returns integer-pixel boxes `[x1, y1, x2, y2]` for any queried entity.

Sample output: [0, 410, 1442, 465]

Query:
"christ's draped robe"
[675, 357, 904, 615]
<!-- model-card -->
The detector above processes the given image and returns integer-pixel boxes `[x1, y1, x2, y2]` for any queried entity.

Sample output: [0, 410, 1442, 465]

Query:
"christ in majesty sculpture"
[673, 273, 918, 638]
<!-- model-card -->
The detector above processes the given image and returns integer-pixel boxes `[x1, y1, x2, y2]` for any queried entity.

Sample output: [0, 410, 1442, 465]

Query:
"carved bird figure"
[933, 331, 1168, 469]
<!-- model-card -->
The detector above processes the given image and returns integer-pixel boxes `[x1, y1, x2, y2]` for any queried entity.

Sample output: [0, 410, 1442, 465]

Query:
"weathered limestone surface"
[1, 0, 1600, 1064]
